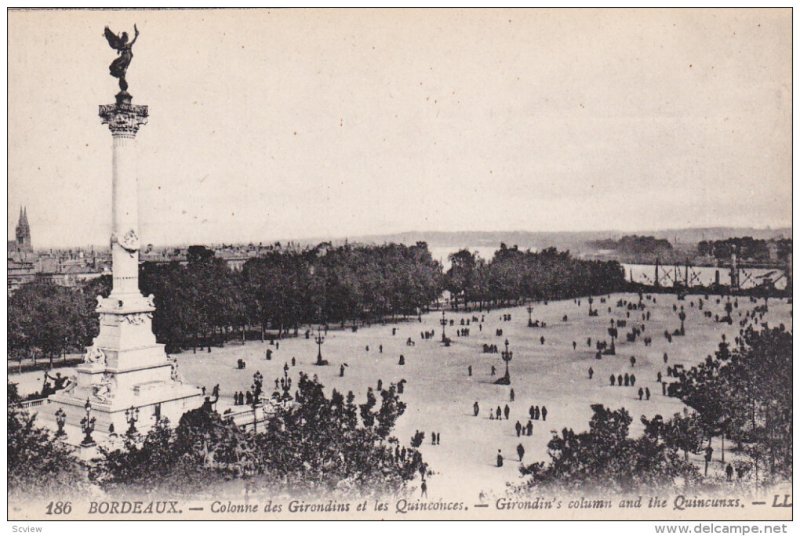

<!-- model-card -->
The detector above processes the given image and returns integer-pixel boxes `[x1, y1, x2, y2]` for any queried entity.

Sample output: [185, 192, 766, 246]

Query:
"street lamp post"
[440, 310, 447, 343]
[125, 406, 140, 437]
[315, 326, 327, 366]
[252, 371, 264, 400]
[251, 371, 263, 433]
[526, 305, 533, 327]
[279, 363, 293, 405]
[495, 339, 513, 385]
[54, 408, 67, 438]
[80, 399, 96, 446]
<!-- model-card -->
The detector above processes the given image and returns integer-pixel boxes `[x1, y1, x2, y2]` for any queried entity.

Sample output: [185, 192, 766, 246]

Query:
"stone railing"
[18, 398, 50, 409]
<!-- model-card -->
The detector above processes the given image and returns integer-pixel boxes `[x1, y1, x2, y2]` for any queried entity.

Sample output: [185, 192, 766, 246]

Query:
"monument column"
[45, 27, 203, 444]
[101, 96, 148, 298]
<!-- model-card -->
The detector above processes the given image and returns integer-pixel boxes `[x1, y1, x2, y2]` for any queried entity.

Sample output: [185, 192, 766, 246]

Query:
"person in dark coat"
[504, 404, 510, 420]
[638, 387, 644, 400]
[645, 387, 651, 400]
[473, 401, 479, 416]
[541, 406, 548, 421]
[630, 374, 636, 386]
[618, 374, 623, 386]
[496, 406, 502, 420]
[588, 367, 594, 379]
[526, 420, 533, 436]
[610, 374, 616, 386]
[515, 421, 522, 437]
[624, 373, 630, 387]
[517, 443, 525, 462]
[496, 450, 504, 467]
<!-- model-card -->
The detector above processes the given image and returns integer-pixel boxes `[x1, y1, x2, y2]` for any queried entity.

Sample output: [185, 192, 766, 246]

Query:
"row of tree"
[141, 242, 444, 352]
[697, 237, 791, 263]
[9, 242, 627, 358]
[446, 244, 627, 309]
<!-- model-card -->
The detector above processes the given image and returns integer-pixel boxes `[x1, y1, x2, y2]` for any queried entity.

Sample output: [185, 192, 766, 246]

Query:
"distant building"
[8, 206, 33, 255]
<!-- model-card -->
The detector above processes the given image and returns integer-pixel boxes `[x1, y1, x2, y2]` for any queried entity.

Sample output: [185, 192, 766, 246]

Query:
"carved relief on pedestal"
[91, 372, 116, 404]
[167, 355, 183, 383]
[122, 312, 153, 325]
[84, 345, 107, 367]
[111, 229, 140, 257]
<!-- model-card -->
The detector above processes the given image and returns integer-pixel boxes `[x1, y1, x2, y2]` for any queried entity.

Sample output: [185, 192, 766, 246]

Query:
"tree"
[91, 409, 256, 496]
[7, 383, 86, 498]
[518, 405, 699, 493]
[677, 325, 792, 480]
[255, 373, 424, 496]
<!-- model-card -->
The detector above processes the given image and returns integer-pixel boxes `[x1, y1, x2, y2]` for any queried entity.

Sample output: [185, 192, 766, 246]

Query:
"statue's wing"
[104, 26, 123, 49]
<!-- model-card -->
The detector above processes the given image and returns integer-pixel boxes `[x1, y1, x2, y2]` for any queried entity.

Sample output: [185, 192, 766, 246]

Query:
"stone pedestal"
[43, 94, 203, 444]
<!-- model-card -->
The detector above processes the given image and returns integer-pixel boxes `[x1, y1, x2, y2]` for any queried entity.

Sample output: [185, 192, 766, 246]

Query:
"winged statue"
[104, 25, 139, 92]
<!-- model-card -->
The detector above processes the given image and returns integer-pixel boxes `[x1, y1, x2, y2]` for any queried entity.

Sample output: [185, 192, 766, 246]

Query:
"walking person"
[517, 443, 525, 462]
[541, 406, 547, 421]
[504, 404, 510, 420]
[473, 401, 480, 417]
[588, 367, 594, 379]
[515, 420, 522, 437]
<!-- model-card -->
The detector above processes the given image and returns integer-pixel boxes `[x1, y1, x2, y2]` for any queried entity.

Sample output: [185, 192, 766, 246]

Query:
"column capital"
[99, 100, 148, 138]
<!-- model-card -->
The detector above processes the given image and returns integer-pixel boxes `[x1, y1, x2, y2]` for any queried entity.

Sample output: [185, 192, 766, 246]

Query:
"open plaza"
[12, 290, 791, 500]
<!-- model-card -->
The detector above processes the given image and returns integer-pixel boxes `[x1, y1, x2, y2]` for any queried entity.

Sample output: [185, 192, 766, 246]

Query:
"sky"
[8, 8, 792, 248]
